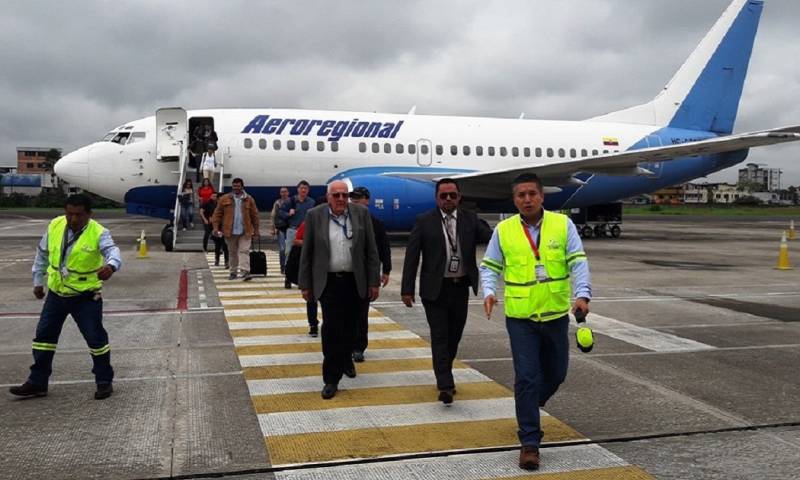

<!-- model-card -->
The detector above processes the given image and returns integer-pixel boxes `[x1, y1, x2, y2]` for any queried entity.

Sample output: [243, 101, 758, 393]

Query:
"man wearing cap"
[348, 186, 391, 363]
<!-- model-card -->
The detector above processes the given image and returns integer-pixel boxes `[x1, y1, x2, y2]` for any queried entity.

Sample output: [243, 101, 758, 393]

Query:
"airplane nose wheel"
[161, 224, 174, 251]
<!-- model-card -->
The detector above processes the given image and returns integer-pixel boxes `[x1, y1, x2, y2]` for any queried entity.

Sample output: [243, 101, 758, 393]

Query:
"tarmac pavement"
[1, 210, 799, 479]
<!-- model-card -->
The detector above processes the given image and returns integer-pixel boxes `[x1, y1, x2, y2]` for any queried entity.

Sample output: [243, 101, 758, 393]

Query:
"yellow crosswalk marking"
[235, 337, 428, 356]
[243, 358, 467, 380]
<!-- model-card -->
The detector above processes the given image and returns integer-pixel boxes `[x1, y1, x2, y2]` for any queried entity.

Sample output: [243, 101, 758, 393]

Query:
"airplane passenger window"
[273, 139, 281, 150]
[476, 146, 483, 156]
[372, 143, 379, 153]
[259, 139, 267, 150]
[318, 141, 325, 152]
[128, 132, 146, 145]
[384, 143, 391, 154]
[287, 140, 296, 151]
[581, 149, 588, 157]
[488, 147, 495, 156]
[512, 147, 519, 157]
[592, 149, 599, 156]
[500, 147, 507, 157]
[435, 145, 443, 155]
[408, 144, 416, 154]
[450, 145, 457, 155]
[570, 148, 577, 158]
[558, 148, 565, 158]
[244, 138, 253, 149]
[523, 147, 531, 157]
[535, 147, 542, 157]
[359, 142, 366, 153]
[331, 141, 339, 152]
[301, 140, 309, 151]
[463, 146, 471, 156]
[420, 144, 429, 155]
[602, 149, 609, 154]
[396, 143, 404, 154]
[546, 148, 554, 157]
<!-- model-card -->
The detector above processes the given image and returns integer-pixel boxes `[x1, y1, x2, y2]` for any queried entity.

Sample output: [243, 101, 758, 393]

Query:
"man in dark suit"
[299, 180, 381, 399]
[401, 178, 493, 404]
[348, 186, 392, 363]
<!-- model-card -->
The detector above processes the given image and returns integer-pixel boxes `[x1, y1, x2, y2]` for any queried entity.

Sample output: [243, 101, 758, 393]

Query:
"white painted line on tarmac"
[225, 307, 312, 316]
[247, 368, 492, 396]
[588, 313, 716, 352]
[239, 347, 432, 367]
[226, 317, 393, 330]
[233, 329, 417, 346]
[273, 444, 627, 480]
[258, 397, 520, 436]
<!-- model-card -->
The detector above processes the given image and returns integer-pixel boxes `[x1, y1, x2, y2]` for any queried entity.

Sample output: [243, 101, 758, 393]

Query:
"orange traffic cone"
[789, 220, 797, 241]
[775, 232, 792, 270]
[137, 230, 149, 259]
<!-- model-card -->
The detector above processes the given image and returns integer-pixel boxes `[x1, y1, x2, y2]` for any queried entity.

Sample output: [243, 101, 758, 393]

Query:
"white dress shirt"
[440, 209, 464, 278]
[328, 208, 354, 272]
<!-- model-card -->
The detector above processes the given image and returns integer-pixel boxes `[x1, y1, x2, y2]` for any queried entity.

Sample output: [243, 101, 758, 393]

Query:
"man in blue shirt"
[279, 179, 316, 288]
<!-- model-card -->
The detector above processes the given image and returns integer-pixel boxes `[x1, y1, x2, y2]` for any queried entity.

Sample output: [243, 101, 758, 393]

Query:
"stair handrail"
[172, 140, 187, 251]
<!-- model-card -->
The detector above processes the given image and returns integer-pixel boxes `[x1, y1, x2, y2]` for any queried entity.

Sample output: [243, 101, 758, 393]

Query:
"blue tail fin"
[591, 0, 764, 135]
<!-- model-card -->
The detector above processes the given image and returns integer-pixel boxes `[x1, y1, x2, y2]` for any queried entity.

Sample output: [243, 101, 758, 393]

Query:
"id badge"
[535, 264, 548, 282]
[448, 255, 461, 273]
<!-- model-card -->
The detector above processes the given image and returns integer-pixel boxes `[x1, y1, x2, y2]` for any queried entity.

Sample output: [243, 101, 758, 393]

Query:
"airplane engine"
[337, 174, 436, 231]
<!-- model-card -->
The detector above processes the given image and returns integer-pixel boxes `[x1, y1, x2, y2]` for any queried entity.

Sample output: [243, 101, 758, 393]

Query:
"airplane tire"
[581, 225, 593, 238]
[161, 224, 174, 252]
[611, 225, 622, 238]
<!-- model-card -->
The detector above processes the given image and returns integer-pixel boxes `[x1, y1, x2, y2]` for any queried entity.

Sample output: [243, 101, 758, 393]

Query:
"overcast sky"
[2, 0, 798, 185]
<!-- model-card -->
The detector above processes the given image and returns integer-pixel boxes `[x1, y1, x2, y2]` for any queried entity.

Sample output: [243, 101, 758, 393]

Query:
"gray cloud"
[2, 0, 799, 185]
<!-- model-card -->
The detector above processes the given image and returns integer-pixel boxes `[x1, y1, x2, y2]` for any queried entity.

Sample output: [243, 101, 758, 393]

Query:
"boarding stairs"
[172, 145, 225, 252]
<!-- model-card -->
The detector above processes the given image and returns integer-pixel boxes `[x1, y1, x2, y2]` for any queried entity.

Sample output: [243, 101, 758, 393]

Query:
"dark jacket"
[299, 203, 380, 300]
[371, 214, 392, 274]
[401, 207, 493, 301]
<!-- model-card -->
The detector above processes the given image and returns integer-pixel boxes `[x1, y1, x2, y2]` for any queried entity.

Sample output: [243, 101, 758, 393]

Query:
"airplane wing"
[424, 126, 800, 199]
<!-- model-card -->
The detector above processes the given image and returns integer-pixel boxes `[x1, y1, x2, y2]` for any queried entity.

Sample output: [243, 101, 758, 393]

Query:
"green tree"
[44, 148, 61, 171]
[736, 180, 764, 192]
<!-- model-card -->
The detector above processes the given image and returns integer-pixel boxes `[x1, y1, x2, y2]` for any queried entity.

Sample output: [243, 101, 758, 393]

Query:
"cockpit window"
[127, 132, 146, 145]
[102, 132, 116, 142]
[111, 132, 131, 145]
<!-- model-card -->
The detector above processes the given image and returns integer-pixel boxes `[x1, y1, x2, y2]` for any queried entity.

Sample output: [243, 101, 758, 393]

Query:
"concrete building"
[738, 162, 781, 191]
[16, 147, 61, 174]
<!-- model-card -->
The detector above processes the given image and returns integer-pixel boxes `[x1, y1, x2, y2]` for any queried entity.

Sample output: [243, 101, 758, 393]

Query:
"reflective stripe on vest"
[47, 216, 105, 296]
[497, 211, 571, 322]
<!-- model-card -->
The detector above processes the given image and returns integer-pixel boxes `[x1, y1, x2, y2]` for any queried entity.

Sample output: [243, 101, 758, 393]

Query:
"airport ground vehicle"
[569, 203, 622, 239]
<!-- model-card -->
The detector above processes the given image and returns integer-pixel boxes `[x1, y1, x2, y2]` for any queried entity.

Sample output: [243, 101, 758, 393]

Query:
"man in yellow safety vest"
[480, 173, 592, 471]
[9, 194, 121, 400]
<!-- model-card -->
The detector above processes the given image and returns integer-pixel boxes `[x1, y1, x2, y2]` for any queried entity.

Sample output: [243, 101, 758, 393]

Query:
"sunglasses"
[438, 192, 459, 199]
[330, 192, 349, 199]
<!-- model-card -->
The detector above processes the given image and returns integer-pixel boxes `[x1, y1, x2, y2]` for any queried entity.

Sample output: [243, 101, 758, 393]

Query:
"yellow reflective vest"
[495, 211, 575, 322]
[47, 216, 105, 296]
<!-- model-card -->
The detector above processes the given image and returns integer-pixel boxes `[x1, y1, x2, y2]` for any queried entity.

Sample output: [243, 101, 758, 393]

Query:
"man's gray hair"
[327, 180, 349, 193]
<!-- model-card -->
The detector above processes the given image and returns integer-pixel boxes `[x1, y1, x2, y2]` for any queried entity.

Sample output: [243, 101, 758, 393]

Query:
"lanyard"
[441, 214, 457, 255]
[520, 220, 541, 261]
[61, 225, 86, 267]
[330, 212, 353, 240]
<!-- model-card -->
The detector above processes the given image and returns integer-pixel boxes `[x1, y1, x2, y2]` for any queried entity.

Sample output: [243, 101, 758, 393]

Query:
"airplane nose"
[54, 148, 89, 188]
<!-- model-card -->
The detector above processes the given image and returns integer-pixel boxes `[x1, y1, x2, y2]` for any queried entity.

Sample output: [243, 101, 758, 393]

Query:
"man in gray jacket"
[299, 180, 381, 399]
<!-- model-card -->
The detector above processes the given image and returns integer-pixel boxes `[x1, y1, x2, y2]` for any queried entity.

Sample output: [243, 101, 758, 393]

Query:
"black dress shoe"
[321, 383, 338, 399]
[438, 389, 454, 405]
[344, 364, 357, 378]
[352, 351, 364, 363]
[9, 381, 47, 397]
[95, 383, 113, 400]
[308, 325, 318, 337]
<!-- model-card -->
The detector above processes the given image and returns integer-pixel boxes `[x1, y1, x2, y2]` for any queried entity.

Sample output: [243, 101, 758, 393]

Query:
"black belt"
[443, 276, 467, 284]
[328, 271, 354, 278]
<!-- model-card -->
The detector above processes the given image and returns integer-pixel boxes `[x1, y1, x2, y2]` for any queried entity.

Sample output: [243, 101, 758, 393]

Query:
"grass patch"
[624, 205, 800, 216]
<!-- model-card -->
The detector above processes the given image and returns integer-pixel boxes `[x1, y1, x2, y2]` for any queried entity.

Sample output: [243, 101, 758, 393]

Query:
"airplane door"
[156, 107, 187, 162]
[643, 134, 664, 178]
[416, 138, 432, 167]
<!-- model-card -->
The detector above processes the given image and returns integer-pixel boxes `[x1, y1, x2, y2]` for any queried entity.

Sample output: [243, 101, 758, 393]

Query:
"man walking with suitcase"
[212, 178, 260, 281]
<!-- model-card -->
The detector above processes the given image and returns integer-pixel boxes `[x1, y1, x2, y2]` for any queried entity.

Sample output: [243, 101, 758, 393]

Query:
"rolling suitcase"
[249, 237, 267, 276]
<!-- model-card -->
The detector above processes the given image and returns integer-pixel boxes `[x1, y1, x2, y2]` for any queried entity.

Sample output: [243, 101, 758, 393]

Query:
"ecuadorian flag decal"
[602, 136, 619, 146]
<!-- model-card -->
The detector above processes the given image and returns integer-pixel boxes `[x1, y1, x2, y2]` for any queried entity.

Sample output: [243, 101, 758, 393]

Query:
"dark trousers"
[28, 292, 114, 387]
[318, 273, 360, 385]
[204, 224, 229, 263]
[307, 300, 318, 327]
[506, 315, 569, 447]
[421, 278, 469, 391]
[354, 296, 370, 353]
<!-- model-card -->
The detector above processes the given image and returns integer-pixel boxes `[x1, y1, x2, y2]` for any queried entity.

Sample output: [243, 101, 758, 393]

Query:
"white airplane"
[55, 0, 799, 249]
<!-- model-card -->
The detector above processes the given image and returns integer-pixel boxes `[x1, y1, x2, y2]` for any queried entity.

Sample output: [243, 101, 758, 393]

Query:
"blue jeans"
[29, 292, 114, 387]
[180, 203, 194, 228]
[277, 229, 287, 271]
[505, 315, 569, 447]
